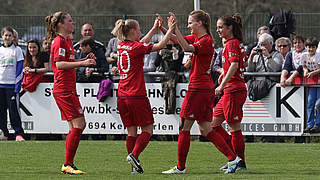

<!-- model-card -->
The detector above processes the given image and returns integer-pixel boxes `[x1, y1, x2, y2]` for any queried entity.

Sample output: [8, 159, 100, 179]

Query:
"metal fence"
[0, 13, 319, 47]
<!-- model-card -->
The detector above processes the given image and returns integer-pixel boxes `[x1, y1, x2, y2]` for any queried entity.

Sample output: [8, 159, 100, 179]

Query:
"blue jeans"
[306, 87, 320, 128]
[0, 88, 25, 137]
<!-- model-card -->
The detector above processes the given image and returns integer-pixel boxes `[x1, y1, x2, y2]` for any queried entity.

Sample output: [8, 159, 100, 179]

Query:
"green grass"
[0, 140, 319, 180]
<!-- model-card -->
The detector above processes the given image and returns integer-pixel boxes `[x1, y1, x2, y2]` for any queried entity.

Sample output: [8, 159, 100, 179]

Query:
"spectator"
[247, 33, 283, 82]
[275, 37, 292, 59]
[155, 41, 184, 114]
[0, 26, 25, 141]
[76, 36, 108, 82]
[41, 36, 51, 71]
[302, 37, 320, 133]
[22, 39, 49, 92]
[246, 26, 271, 56]
[211, 38, 225, 105]
[280, 36, 306, 87]
[74, 24, 106, 64]
[12, 28, 19, 46]
[143, 51, 158, 82]
[105, 37, 120, 71]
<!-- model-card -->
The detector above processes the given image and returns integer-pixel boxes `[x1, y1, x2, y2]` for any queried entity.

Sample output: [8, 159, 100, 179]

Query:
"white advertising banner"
[17, 83, 304, 136]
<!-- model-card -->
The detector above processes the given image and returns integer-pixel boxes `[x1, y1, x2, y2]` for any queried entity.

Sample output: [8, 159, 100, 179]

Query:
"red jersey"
[117, 40, 153, 97]
[222, 38, 246, 93]
[184, 34, 215, 90]
[50, 35, 76, 93]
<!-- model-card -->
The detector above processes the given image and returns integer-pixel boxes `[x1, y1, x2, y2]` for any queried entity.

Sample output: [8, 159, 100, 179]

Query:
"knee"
[315, 99, 320, 112]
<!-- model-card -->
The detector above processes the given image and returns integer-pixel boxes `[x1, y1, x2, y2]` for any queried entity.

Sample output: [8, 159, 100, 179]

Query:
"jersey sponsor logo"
[69, 55, 75, 60]
[58, 48, 66, 57]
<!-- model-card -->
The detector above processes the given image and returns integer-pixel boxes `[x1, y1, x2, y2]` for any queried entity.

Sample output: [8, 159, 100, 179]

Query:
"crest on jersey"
[58, 48, 65, 57]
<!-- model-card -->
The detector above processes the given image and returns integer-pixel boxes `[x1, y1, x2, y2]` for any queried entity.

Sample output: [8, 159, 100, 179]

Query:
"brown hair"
[305, 37, 318, 47]
[218, 13, 244, 42]
[1, 26, 14, 36]
[24, 38, 41, 68]
[111, 19, 138, 41]
[45, 11, 68, 41]
[79, 36, 95, 49]
[189, 10, 212, 38]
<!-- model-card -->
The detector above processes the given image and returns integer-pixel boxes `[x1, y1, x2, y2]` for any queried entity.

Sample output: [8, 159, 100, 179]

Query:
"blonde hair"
[111, 19, 138, 41]
[45, 11, 68, 41]
[189, 10, 212, 38]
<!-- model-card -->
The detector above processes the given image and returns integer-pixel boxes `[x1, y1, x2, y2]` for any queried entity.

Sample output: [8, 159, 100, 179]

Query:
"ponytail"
[45, 11, 67, 42]
[219, 13, 244, 42]
[111, 19, 138, 41]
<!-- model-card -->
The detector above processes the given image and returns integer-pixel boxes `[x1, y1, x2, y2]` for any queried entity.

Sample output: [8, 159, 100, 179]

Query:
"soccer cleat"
[15, 135, 25, 141]
[61, 163, 86, 175]
[162, 166, 186, 174]
[127, 153, 143, 174]
[220, 162, 228, 171]
[237, 160, 247, 170]
[225, 156, 241, 174]
[131, 167, 138, 174]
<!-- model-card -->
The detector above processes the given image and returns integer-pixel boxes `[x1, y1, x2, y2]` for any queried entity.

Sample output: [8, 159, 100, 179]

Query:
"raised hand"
[168, 12, 177, 30]
[156, 13, 164, 27]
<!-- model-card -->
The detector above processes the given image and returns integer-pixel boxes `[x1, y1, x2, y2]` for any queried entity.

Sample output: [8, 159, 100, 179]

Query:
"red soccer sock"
[206, 128, 236, 161]
[126, 136, 137, 154]
[177, 130, 190, 170]
[64, 128, 83, 165]
[231, 129, 245, 161]
[132, 132, 151, 159]
[215, 126, 234, 153]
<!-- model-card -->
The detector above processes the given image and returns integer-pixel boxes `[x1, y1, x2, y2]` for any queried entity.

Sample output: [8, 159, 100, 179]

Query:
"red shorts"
[53, 91, 84, 121]
[180, 90, 214, 122]
[213, 90, 247, 123]
[117, 96, 154, 128]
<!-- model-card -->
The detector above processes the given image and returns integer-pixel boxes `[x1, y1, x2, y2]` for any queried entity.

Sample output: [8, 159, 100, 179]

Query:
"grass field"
[0, 140, 319, 180]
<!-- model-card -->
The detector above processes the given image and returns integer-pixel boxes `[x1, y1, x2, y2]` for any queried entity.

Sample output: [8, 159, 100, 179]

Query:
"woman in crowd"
[45, 11, 96, 175]
[161, 10, 241, 174]
[0, 26, 25, 141]
[302, 37, 320, 133]
[213, 13, 247, 172]
[22, 38, 49, 92]
[275, 37, 292, 59]
[280, 36, 306, 87]
[111, 14, 176, 174]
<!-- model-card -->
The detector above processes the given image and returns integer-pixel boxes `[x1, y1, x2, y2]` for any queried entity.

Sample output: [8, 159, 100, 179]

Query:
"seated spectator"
[76, 37, 108, 82]
[143, 51, 158, 83]
[280, 36, 306, 87]
[22, 39, 49, 92]
[155, 41, 184, 114]
[247, 33, 283, 82]
[275, 37, 292, 59]
[302, 37, 320, 133]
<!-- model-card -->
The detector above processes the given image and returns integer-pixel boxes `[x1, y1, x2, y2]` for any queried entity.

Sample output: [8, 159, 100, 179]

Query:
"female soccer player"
[213, 13, 247, 172]
[161, 10, 241, 174]
[111, 14, 176, 174]
[45, 11, 96, 175]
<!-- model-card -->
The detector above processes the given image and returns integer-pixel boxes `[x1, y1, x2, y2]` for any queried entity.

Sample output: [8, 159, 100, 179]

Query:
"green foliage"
[0, 141, 319, 179]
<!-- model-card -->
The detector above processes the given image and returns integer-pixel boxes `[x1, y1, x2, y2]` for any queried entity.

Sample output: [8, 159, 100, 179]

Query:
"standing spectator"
[0, 26, 25, 141]
[275, 37, 292, 59]
[12, 28, 19, 46]
[247, 33, 283, 82]
[22, 39, 49, 92]
[105, 36, 120, 71]
[162, 11, 240, 175]
[302, 37, 320, 133]
[111, 14, 175, 174]
[155, 41, 184, 114]
[143, 51, 158, 82]
[246, 26, 271, 56]
[41, 36, 51, 71]
[45, 11, 96, 175]
[280, 36, 306, 87]
[76, 36, 108, 82]
[74, 24, 107, 67]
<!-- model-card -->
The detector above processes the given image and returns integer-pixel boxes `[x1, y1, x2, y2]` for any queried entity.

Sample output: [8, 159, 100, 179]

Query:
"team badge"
[58, 48, 65, 57]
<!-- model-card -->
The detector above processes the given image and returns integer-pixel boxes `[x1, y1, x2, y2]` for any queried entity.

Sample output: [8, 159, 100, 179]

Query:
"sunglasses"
[278, 44, 289, 48]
